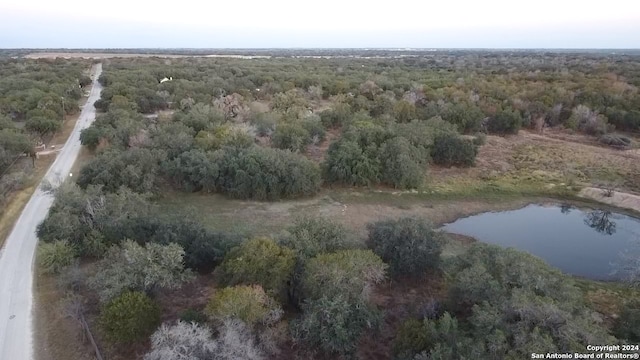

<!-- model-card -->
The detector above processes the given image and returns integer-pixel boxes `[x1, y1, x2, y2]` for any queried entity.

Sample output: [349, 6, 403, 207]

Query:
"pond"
[443, 204, 640, 281]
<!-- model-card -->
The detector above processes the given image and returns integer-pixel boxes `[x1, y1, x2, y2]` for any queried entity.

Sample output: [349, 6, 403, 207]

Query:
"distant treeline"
[4, 48, 640, 58]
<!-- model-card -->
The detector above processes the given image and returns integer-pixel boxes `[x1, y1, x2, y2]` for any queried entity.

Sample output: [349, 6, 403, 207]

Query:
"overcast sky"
[1, 0, 639, 48]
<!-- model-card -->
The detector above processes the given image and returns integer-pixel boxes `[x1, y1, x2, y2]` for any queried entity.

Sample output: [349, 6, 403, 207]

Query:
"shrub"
[393, 100, 417, 123]
[323, 139, 380, 186]
[614, 299, 640, 341]
[392, 318, 431, 359]
[161, 149, 220, 192]
[217, 238, 295, 302]
[25, 117, 62, 136]
[292, 296, 381, 357]
[320, 103, 352, 128]
[567, 105, 611, 135]
[301, 115, 326, 143]
[441, 244, 616, 357]
[100, 291, 161, 344]
[76, 148, 164, 194]
[141, 217, 242, 272]
[391, 117, 457, 151]
[37, 184, 153, 257]
[280, 217, 354, 259]
[431, 133, 478, 167]
[599, 133, 632, 149]
[271, 123, 310, 152]
[79, 127, 103, 150]
[367, 217, 444, 277]
[582, 114, 610, 136]
[607, 109, 640, 131]
[378, 137, 425, 189]
[144, 321, 217, 360]
[487, 109, 522, 134]
[216, 319, 266, 360]
[441, 103, 485, 133]
[472, 133, 487, 146]
[37, 240, 76, 274]
[302, 249, 387, 303]
[400, 312, 480, 360]
[214, 146, 321, 200]
[205, 285, 282, 327]
[90, 240, 194, 302]
[251, 112, 279, 137]
[180, 103, 225, 132]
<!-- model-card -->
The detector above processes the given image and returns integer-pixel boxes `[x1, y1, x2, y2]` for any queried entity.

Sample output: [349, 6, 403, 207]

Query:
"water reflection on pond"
[443, 204, 640, 281]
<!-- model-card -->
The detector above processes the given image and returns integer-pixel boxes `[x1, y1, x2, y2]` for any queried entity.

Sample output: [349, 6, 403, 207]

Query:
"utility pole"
[61, 96, 65, 121]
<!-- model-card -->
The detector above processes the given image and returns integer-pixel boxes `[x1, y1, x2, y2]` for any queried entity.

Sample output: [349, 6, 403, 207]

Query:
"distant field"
[24, 52, 191, 59]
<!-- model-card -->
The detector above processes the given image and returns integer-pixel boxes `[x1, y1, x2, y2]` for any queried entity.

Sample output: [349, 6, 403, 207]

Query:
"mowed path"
[0, 63, 102, 360]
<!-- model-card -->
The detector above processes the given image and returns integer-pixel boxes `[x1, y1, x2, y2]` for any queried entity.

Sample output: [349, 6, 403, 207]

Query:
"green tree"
[214, 146, 321, 200]
[100, 291, 161, 344]
[441, 103, 485, 134]
[161, 149, 220, 192]
[392, 318, 431, 359]
[292, 295, 381, 357]
[393, 100, 417, 123]
[205, 285, 282, 327]
[487, 108, 522, 135]
[320, 103, 352, 128]
[431, 133, 478, 167]
[367, 217, 444, 277]
[323, 139, 380, 186]
[217, 237, 295, 302]
[79, 126, 103, 151]
[76, 148, 164, 194]
[25, 117, 61, 136]
[301, 115, 326, 143]
[302, 249, 387, 303]
[271, 123, 310, 152]
[90, 240, 193, 302]
[378, 137, 425, 189]
[180, 103, 226, 132]
[280, 217, 354, 259]
[37, 240, 77, 274]
[440, 244, 616, 358]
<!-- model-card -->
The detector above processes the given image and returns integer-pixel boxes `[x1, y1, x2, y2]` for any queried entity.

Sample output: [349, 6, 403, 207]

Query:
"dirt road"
[0, 63, 102, 360]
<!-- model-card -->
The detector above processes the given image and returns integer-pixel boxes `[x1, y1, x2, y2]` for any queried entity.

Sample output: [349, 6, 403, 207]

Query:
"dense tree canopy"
[367, 217, 444, 277]
[217, 237, 295, 302]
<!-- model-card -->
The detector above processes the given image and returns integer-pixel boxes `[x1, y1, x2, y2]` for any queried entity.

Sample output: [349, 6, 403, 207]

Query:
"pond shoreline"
[442, 202, 640, 282]
[579, 187, 640, 214]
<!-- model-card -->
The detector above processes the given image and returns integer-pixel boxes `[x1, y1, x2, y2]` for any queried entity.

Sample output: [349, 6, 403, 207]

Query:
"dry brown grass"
[427, 130, 640, 197]
[33, 273, 94, 360]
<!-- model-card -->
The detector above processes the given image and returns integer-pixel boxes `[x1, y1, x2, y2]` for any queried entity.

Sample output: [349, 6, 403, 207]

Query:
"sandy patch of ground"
[579, 187, 640, 214]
